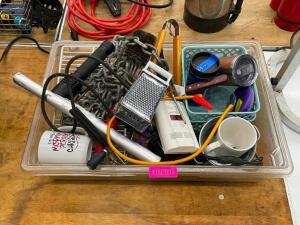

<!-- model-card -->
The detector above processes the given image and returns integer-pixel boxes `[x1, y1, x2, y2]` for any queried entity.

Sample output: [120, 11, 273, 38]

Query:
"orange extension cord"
[106, 104, 233, 165]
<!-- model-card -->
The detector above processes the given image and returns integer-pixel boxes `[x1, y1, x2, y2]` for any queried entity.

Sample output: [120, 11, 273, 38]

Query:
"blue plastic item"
[195, 54, 218, 72]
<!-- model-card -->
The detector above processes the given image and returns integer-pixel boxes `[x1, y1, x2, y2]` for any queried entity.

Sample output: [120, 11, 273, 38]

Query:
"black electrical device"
[52, 40, 116, 98]
[32, 0, 63, 33]
[87, 150, 107, 170]
[104, 0, 121, 17]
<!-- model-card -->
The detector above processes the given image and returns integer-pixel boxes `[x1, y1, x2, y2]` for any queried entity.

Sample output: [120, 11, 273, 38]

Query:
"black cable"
[127, 0, 173, 8]
[69, 107, 107, 144]
[41, 73, 111, 132]
[42, 72, 109, 169]
[64, 54, 131, 89]
[42, 51, 128, 132]
[0, 35, 50, 63]
[41, 73, 74, 132]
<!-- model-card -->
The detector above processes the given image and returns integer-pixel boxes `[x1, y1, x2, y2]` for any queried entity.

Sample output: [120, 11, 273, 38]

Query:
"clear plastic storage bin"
[21, 41, 293, 180]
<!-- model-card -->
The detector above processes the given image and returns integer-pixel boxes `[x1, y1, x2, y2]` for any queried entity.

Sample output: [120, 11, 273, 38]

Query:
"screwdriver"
[170, 83, 187, 124]
[162, 94, 213, 110]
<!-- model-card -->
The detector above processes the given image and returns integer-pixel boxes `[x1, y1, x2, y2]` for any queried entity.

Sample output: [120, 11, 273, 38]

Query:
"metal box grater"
[115, 61, 173, 133]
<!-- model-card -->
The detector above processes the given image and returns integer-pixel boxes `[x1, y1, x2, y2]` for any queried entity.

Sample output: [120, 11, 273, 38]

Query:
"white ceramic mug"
[205, 117, 260, 158]
[38, 127, 92, 164]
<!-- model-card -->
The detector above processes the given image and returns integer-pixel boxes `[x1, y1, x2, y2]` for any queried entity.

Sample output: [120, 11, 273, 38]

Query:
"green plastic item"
[182, 45, 261, 132]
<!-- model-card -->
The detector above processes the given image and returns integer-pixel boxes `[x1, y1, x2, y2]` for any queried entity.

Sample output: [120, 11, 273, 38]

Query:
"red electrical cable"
[66, 0, 152, 39]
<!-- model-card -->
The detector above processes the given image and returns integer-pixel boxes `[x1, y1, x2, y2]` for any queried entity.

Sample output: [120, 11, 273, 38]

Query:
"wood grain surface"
[59, 0, 292, 46]
[0, 0, 294, 224]
[0, 27, 57, 44]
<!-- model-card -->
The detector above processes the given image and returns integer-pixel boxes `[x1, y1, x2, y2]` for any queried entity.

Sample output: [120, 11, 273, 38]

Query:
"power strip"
[155, 100, 199, 154]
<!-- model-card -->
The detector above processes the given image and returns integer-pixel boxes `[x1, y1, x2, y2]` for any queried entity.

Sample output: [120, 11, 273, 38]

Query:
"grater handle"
[144, 61, 173, 86]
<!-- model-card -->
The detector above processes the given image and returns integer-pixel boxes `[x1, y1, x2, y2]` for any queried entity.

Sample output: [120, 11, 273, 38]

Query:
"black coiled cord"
[127, 0, 173, 8]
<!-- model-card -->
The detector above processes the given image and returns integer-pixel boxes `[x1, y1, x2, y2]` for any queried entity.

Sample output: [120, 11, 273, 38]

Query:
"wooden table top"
[0, 0, 294, 224]
[0, 0, 64, 44]
[0, 27, 58, 44]
[59, 0, 292, 46]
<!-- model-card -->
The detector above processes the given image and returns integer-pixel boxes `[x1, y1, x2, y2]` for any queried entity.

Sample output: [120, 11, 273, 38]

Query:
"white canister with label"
[38, 129, 92, 164]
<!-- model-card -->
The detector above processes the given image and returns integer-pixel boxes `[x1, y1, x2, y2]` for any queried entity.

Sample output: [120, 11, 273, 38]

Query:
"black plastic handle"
[52, 40, 115, 98]
[104, 0, 121, 17]
[228, 0, 244, 24]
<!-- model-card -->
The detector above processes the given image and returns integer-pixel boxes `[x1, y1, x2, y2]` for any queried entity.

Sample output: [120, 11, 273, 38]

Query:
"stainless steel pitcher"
[183, 0, 244, 33]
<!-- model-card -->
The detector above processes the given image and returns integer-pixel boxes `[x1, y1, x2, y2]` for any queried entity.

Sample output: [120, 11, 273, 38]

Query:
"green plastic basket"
[182, 45, 261, 132]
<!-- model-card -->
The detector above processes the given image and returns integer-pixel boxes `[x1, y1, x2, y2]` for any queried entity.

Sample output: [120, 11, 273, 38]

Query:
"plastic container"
[188, 85, 237, 114]
[21, 41, 293, 180]
[182, 45, 260, 127]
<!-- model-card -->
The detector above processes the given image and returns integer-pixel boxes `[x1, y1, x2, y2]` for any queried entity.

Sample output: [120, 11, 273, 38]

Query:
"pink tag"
[148, 166, 178, 179]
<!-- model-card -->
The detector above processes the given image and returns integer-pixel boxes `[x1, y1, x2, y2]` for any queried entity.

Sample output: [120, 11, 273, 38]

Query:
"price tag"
[148, 166, 178, 179]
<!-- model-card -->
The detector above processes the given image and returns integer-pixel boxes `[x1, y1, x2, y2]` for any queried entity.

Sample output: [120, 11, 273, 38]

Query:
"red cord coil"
[66, 0, 152, 39]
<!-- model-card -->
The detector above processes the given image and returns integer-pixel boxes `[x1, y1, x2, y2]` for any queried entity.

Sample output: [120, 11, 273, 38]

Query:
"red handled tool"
[192, 94, 213, 110]
[162, 94, 213, 110]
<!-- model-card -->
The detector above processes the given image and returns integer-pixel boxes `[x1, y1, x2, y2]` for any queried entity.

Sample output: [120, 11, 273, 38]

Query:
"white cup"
[205, 117, 260, 158]
[38, 127, 92, 164]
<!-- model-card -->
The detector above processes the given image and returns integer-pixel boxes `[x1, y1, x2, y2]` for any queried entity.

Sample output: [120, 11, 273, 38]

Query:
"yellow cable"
[106, 104, 233, 165]
[161, 95, 196, 101]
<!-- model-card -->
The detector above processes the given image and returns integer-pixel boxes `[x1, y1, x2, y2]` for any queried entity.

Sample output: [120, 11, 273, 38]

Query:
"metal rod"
[275, 37, 300, 92]
[171, 93, 186, 124]
[13, 73, 161, 162]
